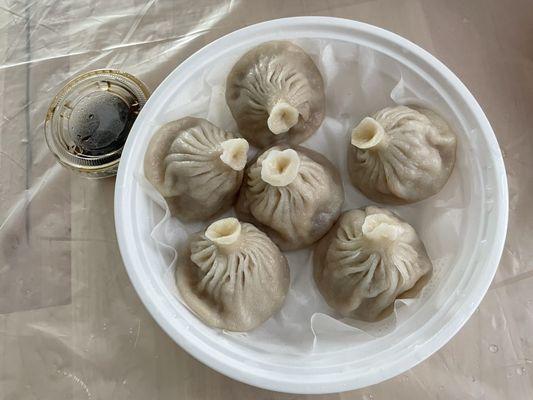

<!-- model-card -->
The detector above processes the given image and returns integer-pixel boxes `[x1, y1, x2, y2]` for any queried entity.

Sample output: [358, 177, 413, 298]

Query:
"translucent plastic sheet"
[1, 1, 532, 399]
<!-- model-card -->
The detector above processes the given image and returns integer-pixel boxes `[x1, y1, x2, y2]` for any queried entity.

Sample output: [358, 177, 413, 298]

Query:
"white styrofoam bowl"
[115, 17, 508, 394]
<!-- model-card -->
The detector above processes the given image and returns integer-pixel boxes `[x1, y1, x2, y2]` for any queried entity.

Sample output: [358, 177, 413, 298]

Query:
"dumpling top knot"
[361, 213, 404, 243]
[226, 41, 325, 148]
[260, 148, 301, 186]
[219, 138, 249, 171]
[350, 117, 385, 149]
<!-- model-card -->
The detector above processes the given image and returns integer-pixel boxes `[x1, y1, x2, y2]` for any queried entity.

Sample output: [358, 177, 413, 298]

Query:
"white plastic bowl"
[115, 17, 508, 394]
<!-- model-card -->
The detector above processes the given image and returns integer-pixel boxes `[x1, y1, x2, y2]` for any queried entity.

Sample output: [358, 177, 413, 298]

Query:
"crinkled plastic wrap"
[138, 38, 463, 353]
[1, 1, 531, 399]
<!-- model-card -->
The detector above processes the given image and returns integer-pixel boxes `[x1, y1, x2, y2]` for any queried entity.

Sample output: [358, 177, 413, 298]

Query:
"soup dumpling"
[144, 117, 249, 221]
[177, 217, 290, 331]
[226, 41, 325, 148]
[236, 145, 344, 250]
[348, 105, 457, 204]
[314, 206, 432, 321]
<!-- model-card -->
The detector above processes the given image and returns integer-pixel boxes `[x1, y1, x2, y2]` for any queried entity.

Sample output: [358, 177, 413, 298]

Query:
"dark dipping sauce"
[68, 89, 140, 157]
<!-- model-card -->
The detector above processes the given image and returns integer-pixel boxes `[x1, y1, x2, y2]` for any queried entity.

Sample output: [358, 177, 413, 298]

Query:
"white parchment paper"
[137, 38, 465, 355]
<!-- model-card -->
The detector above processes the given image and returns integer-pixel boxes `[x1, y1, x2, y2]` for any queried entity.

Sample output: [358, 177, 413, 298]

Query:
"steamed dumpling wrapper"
[348, 105, 457, 204]
[314, 206, 432, 321]
[144, 117, 249, 221]
[226, 41, 325, 148]
[236, 145, 344, 251]
[177, 218, 290, 331]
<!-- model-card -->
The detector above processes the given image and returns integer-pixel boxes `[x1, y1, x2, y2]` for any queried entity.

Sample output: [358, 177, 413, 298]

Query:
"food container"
[45, 69, 149, 178]
[114, 17, 508, 393]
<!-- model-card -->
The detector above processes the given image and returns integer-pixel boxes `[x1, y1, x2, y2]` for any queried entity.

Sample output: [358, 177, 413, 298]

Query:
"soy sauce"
[68, 91, 139, 156]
